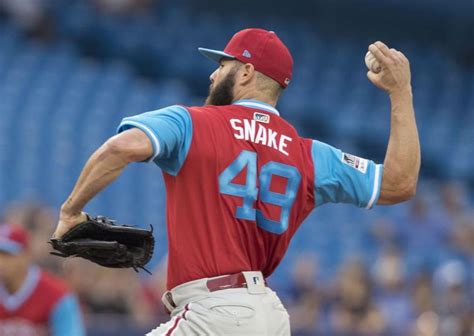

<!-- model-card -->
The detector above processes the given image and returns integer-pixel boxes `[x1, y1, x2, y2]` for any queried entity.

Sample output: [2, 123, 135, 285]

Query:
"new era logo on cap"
[198, 28, 294, 88]
[242, 50, 252, 58]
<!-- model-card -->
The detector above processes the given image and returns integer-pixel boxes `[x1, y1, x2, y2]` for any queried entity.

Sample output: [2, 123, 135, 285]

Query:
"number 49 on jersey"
[218, 150, 301, 234]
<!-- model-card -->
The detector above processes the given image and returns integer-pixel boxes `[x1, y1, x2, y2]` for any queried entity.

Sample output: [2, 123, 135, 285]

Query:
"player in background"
[53, 28, 420, 335]
[0, 224, 85, 336]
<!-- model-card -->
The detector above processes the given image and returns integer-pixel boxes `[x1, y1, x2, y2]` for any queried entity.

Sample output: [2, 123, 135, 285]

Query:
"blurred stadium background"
[0, 0, 473, 335]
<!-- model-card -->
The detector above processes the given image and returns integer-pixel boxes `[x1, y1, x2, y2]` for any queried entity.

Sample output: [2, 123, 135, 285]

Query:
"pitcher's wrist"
[60, 200, 81, 219]
[389, 85, 412, 99]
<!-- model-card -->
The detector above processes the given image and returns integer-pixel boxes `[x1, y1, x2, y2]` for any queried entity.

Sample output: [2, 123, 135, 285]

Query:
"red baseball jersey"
[0, 266, 84, 335]
[118, 99, 382, 289]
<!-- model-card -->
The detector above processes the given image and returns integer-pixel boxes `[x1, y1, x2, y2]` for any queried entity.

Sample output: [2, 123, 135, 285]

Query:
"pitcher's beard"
[205, 68, 237, 106]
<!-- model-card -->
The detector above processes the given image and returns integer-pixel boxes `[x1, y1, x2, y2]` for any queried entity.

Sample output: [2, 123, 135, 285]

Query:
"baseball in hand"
[365, 51, 381, 73]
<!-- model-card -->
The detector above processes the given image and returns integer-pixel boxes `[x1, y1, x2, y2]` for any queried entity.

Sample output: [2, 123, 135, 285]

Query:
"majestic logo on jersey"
[229, 118, 292, 156]
[253, 112, 270, 124]
[342, 153, 368, 174]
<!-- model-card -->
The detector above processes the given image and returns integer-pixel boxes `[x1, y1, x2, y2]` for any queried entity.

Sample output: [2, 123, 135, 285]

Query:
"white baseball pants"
[147, 271, 290, 336]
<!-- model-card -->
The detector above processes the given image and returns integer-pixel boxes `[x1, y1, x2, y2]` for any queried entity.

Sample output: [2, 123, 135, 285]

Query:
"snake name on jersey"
[229, 118, 293, 156]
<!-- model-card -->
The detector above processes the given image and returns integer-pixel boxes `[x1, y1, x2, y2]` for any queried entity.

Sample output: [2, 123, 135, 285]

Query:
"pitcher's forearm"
[387, 89, 420, 183]
[61, 145, 128, 216]
[61, 130, 154, 216]
[54, 129, 153, 238]
[379, 89, 420, 203]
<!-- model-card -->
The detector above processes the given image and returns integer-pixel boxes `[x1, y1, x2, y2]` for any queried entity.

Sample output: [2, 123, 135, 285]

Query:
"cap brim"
[198, 48, 235, 63]
[0, 240, 22, 255]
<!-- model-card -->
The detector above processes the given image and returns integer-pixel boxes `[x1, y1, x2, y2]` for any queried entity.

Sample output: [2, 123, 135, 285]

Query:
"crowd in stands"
[2, 180, 472, 335]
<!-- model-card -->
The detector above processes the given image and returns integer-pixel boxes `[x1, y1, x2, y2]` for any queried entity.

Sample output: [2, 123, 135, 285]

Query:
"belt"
[163, 272, 267, 313]
[207, 272, 264, 292]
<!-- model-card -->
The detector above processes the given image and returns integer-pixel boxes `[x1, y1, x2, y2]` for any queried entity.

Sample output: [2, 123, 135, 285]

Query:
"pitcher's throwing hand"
[367, 41, 411, 94]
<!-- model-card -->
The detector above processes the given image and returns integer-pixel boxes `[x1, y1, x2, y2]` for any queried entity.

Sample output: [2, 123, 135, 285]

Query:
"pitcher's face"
[205, 60, 241, 106]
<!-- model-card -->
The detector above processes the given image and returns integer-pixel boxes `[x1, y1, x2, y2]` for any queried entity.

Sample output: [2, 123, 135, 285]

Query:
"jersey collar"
[232, 99, 280, 116]
[0, 266, 40, 311]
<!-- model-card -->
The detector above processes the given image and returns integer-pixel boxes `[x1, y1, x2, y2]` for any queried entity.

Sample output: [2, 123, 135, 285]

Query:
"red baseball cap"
[0, 224, 30, 255]
[199, 28, 293, 88]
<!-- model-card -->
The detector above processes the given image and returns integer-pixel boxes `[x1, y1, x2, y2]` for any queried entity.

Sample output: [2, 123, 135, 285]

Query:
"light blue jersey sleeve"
[311, 140, 383, 209]
[117, 105, 193, 175]
[50, 294, 85, 336]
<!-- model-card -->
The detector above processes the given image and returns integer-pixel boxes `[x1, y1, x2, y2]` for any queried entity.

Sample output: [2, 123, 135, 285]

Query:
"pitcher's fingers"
[397, 50, 409, 64]
[369, 44, 390, 64]
[366, 70, 380, 83]
[390, 48, 403, 62]
[374, 41, 391, 57]
[390, 48, 407, 64]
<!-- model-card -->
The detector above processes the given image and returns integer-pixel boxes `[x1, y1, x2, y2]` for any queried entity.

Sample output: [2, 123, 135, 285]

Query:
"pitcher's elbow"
[399, 180, 418, 202]
[100, 137, 134, 163]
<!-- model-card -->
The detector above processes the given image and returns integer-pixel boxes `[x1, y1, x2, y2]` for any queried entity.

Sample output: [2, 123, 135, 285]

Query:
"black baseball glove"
[49, 214, 154, 273]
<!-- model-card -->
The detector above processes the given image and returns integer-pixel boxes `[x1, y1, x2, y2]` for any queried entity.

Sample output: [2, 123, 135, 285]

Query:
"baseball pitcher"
[53, 29, 420, 335]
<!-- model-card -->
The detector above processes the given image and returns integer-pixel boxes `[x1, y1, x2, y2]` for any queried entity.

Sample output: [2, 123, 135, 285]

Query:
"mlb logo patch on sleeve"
[342, 153, 368, 174]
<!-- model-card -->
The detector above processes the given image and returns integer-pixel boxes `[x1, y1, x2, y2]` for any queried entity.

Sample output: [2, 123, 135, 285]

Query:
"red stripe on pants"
[165, 304, 189, 336]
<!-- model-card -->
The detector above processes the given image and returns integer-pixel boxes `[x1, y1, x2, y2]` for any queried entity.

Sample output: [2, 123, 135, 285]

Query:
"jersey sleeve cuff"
[365, 164, 383, 209]
[117, 120, 161, 162]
